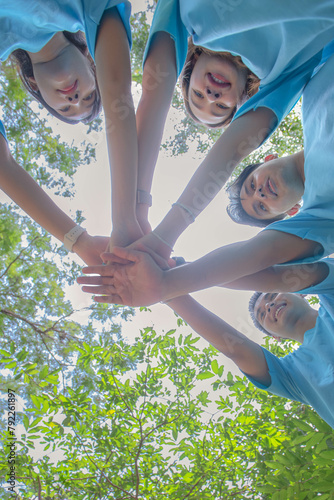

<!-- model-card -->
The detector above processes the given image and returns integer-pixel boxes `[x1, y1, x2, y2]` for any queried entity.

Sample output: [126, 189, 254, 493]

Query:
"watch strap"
[64, 225, 86, 252]
[137, 189, 152, 207]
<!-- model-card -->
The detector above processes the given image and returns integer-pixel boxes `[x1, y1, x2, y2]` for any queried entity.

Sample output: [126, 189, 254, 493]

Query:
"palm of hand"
[112, 254, 164, 307]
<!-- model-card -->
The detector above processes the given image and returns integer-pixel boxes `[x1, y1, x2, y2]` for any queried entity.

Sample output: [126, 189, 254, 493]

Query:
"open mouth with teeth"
[207, 73, 230, 88]
[274, 303, 286, 321]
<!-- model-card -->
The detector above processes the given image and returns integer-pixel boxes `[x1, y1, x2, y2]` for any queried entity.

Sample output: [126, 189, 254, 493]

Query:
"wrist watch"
[63, 225, 86, 252]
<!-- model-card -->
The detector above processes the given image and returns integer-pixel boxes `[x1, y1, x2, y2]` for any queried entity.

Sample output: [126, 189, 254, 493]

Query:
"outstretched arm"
[95, 9, 143, 248]
[223, 261, 329, 293]
[0, 134, 107, 265]
[125, 106, 277, 261]
[77, 230, 321, 305]
[167, 295, 270, 385]
[136, 32, 177, 234]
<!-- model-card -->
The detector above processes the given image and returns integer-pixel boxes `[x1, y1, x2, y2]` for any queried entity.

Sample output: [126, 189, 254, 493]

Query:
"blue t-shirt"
[264, 52, 334, 263]
[144, 0, 334, 135]
[0, 0, 131, 61]
[246, 258, 334, 429]
[0, 0, 132, 140]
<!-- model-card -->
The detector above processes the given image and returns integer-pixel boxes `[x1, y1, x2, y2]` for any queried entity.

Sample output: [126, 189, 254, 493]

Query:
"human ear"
[27, 77, 39, 92]
[264, 153, 278, 163]
[286, 203, 301, 217]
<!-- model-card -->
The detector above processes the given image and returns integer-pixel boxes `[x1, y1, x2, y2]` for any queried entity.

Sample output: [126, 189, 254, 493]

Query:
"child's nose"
[206, 87, 222, 101]
[66, 93, 79, 103]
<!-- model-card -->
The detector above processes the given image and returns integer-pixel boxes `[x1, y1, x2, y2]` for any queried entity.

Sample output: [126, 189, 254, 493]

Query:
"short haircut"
[248, 291, 270, 335]
[11, 31, 102, 125]
[180, 40, 260, 129]
[226, 163, 286, 228]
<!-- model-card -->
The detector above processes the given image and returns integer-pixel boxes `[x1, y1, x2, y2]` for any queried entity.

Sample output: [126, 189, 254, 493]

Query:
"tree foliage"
[1, 324, 333, 499]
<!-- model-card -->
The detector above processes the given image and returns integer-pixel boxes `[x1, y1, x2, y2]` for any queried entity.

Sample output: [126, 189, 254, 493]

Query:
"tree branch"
[0, 236, 39, 279]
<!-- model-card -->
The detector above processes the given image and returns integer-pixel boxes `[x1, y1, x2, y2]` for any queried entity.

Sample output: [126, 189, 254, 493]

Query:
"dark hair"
[181, 40, 260, 129]
[226, 162, 286, 228]
[11, 31, 102, 125]
[248, 291, 270, 335]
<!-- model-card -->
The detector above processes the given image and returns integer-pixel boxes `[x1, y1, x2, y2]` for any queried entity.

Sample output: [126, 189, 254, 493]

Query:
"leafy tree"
[1, 322, 333, 499]
[0, 204, 133, 398]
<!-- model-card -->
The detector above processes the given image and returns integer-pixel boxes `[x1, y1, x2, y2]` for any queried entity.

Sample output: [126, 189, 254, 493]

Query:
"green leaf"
[197, 371, 214, 380]
[0, 349, 11, 357]
[23, 415, 29, 431]
[211, 359, 219, 374]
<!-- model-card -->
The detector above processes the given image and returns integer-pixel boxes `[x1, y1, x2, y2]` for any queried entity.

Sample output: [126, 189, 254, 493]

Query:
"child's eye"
[83, 92, 95, 101]
[251, 180, 255, 190]
[193, 90, 203, 98]
[259, 203, 267, 212]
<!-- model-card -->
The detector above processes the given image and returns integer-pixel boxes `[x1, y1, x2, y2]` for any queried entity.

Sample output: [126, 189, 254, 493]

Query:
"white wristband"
[64, 225, 86, 252]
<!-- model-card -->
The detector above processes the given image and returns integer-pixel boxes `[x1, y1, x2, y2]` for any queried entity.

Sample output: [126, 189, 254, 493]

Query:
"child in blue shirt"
[168, 258, 334, 429]
[0, 1, 145, 262]
[131, 0, 334, 255]
[246, 279, 334, 430]
[1, 0, 132, 124]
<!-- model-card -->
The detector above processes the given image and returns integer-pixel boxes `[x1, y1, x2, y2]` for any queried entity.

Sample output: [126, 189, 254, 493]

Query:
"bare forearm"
[167, 295, 249, 357]
[161, 231, 320, 301]
[96, 10, 138, 226]
[223, 262, 329, 293]
[165, 295, 268, 382]
[0, 149, 76, 241]
[137, 32, 177, 195]
[150, 107, 276, 247]
[105, 96, 138, 224]
[177, 107, 276, 215]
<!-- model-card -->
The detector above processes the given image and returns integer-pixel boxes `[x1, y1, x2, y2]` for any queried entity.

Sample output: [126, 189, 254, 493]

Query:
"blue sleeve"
[262, 213, 334, 265]
[113, 1, 132, 48]
[232, 51, 323, 142]
[142, 0, 188, 77]
[84, 1, 132, 58]
[244, 348, 308, 404]
[0, 121, 7, 142]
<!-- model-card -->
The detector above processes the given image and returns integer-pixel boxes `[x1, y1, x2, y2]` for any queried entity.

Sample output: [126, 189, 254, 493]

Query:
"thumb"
[101, 251, 131, 265]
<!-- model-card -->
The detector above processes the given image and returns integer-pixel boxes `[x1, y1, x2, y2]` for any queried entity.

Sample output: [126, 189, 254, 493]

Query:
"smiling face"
[254, 292, 311, 339]
[30, 42, 97, 121]
[188, 52, 248, 126]
[239, 155, 304, 220]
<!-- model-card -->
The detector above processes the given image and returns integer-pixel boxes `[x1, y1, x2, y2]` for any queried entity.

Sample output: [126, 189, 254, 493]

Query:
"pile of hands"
[75, 225, 178, 308]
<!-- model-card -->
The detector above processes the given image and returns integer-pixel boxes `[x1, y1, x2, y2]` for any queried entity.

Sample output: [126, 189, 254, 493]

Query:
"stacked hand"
[77, 248, 166, 307]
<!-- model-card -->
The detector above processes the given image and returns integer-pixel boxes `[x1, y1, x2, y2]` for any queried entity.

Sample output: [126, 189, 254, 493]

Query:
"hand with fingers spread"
[77, 247, 166, 307]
